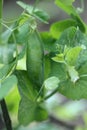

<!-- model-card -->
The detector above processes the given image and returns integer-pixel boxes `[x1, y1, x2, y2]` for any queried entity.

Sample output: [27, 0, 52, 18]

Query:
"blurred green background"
[1, 0, 87, 130]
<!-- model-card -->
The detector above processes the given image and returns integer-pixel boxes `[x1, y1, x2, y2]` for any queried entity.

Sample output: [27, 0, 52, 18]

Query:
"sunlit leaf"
[59, 0, 75, 5]
[0, 75, 17, 100]
[52, 53, 64, 63]
[55, 0, 76, 15]
[65, 46, 82, 66]
[50, 19, 77, 39]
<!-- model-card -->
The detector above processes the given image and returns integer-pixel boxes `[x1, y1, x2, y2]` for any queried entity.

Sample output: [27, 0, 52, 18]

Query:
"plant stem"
[0, 0, 3, 43]
[0, 99, 12, 130]
[40, 86, 59, 103]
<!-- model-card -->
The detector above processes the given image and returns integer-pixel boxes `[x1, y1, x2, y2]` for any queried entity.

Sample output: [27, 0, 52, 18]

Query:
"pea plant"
[0, 0, 87, 129]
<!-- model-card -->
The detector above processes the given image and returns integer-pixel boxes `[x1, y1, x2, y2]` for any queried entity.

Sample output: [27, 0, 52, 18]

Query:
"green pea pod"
[26, 30, 44, 91]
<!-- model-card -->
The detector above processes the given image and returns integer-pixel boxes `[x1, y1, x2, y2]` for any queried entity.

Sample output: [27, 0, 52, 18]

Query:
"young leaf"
[44, 76, 60, 90]
[0, 75, 17, 100]
[50, 19, 77, 39]
[65, 46, 82, 66]
[52, 53, 64, 63]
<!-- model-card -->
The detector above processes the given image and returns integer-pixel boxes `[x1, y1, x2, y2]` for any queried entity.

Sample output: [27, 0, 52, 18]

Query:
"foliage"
[1, 0, 87, 129]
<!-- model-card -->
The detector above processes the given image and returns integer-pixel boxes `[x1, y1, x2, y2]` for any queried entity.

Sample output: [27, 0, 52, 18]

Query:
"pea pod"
[26, 30, 44, 91]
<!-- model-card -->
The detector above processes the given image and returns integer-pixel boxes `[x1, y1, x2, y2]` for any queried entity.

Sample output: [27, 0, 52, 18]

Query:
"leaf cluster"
[1, 0, 87, 126]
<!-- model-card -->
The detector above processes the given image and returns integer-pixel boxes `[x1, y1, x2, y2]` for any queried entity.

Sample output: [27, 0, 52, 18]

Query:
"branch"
[0, 99, 12, 130]
[0, 114, 5, 130]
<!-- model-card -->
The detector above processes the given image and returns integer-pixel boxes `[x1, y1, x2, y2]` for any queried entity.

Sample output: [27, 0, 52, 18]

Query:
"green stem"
[40, 86, 59, 103]
[0, 0, 3, 43]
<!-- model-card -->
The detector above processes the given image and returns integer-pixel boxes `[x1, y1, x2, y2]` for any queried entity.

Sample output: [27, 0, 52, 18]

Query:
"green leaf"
[34, 105, 48, 121]
[56, 27, 87, 52]
[65, 46, 82, 66]
[55, 0, 77, 15]
[44, 76, 60, 90]
[2, 23, 16, 44]
[17, 1, 50, 24]
[71, 14, 86, 33]
[18, 97, 36, 125]
[58, 76, 87, 100]
[56, 27, 77, 51]
[78, 62, 87, 76]
[55, 0, 86, 33]
[50, 19, 77, 39]
[44, 56, 67, 81]
[9, 22, 30, 44]
[17, 1, 33, 14]
[52, 53, 64, 63]
[58, 0, 75, 5]
[0, 44, 16, 64]
[33, 9, 50, 24]
[18, 96, 48, 125]
[0, 75, 17, 100]
[14, 70, 37, 101]
[0, 60, 17, 80]
[40, 32, 56, 53]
